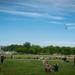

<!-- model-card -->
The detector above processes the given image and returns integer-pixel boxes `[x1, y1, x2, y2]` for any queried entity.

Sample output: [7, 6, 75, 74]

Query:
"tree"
[30, 45, 41, 54]
[61, 46, 66, 55]
[2, 42, 75, 55]
[41, 47, 47, 54]
[23, 42, 31, 49]
[49, 45, 55, 54]
[71, 47, 75, 54]
[66, 47, 71, 55]
[54, 46, 61, 54]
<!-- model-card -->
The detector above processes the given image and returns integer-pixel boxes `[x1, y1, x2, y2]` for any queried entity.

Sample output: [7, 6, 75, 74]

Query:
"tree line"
[1, 42, 75, 55]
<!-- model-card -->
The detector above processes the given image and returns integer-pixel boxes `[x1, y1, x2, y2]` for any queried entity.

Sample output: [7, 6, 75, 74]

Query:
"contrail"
[64, 24, 75, 30]
[67, 27, 75, 29]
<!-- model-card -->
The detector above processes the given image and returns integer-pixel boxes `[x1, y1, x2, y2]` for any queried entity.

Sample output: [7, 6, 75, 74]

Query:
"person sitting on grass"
[45, 64, 51, 72]
[54, 63, 59, 71]
[45, 61, 49, 66]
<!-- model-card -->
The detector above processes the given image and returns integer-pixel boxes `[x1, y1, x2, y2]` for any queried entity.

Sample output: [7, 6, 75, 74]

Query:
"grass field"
[0, 55, 75, 75]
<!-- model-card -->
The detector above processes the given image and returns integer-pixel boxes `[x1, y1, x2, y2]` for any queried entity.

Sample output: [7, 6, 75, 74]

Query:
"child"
[45, 61, 48, 66]
[45, 64, 51, 72]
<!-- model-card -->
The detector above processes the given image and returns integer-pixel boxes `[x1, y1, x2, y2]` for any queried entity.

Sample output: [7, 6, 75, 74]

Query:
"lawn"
[0, 55, 75, 75]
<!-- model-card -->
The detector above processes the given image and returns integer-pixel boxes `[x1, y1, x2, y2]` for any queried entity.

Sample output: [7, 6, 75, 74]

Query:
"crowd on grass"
[0, 55, 75, 73]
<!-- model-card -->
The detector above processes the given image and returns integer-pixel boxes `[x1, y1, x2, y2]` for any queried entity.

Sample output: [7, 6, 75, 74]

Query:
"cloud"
[0, 0, 75, 21]
[1, 0, 75, 15]
[17, 3, 40, 8]
[42, 41, 75, 46]
[16, 0, 75, 13]
[0, 10, 65, 20]
[0, 10, 43, 17]
[33, 40, 75, 47]
[65, 23, 75, 26]
[50, 21, 63, 25]
[67, 27, 75, 29]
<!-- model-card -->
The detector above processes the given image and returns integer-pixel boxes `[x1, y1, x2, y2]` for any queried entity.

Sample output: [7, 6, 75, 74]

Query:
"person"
[45, 61, 49, 66]
[54, 56, 56, 60]
[54, 63, 59, 71]
[45, 64, 51, 72]
[11, 55, 13, 59]
[64, 57, 67, 62]
[74, 57, 75, 66]
[42, 59, 45, 66]
[19, 57, 21, 59]
[0, 66, 2, 71]
[1, 55, 4, 64]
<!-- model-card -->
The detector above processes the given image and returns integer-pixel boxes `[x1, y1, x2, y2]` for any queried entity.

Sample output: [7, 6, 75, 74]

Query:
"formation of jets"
[64, 24, 75, 30]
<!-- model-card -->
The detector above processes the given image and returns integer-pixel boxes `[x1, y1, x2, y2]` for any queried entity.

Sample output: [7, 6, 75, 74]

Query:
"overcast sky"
[0, 0, 75, 47]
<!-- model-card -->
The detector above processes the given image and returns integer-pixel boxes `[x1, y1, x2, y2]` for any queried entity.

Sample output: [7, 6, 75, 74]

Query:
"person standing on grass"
[1, 55, 4, 64]
[74, 57, 75, 66]
[11, 55, 13, 59]
[42, 59, 46, 66]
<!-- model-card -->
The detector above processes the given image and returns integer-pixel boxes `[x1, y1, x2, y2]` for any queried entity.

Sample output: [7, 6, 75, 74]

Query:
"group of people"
[43, 60, 59, 73]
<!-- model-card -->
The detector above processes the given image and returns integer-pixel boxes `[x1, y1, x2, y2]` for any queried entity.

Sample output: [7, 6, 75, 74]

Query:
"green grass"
[0, 55, 75, 75]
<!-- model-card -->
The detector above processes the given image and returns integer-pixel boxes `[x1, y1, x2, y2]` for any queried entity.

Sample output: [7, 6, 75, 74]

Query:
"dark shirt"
[54, 65, 59, 71]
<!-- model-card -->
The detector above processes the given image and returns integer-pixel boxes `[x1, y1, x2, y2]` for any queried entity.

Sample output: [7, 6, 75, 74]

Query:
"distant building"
[5, 51, 17, 54]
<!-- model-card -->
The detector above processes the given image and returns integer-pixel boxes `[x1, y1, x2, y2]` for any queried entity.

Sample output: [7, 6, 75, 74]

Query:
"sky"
[0, 0, 75, 47]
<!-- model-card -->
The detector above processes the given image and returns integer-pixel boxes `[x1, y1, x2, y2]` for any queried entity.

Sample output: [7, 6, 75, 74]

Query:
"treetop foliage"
[1, 42, 75, 55]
